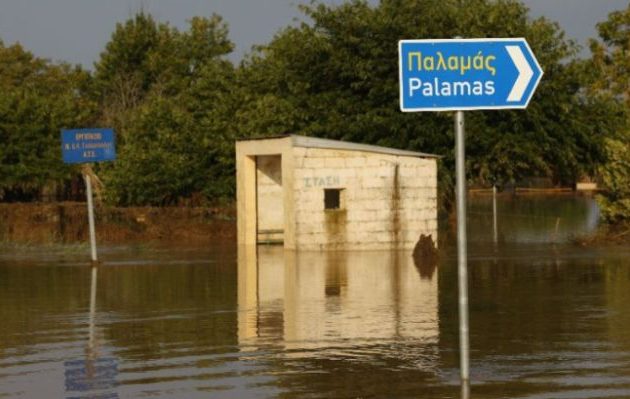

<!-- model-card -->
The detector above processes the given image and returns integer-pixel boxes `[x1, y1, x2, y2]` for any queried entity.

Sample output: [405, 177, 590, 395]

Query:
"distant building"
[236, 135, 439, 250]
[575, 182, 598, 192]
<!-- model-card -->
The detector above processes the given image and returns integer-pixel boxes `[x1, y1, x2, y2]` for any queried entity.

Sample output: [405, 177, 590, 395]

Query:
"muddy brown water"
[1, 195, 629, 398]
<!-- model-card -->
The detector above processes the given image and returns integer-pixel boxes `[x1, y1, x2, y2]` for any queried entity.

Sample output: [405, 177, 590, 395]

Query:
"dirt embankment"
[0, 203, 236, 245]
[573, 222, 630, 246]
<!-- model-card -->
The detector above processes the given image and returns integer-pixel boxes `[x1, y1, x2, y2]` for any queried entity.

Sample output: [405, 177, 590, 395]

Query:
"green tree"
[94, 13, 237, 205]
[93, 13, 181, 135]
[236, 0, 612, 208]
[0, 41, 95, 201]
[597, 138, 630, 223]
[103, 96, 198, 205]
[588, 3, 630, 223]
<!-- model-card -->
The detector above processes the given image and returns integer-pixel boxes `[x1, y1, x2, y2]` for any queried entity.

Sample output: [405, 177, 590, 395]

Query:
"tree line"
[0, 0, 628, 222]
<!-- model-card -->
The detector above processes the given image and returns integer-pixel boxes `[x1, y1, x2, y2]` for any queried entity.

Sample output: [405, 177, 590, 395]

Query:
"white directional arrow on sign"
[506, 45, 534, 102]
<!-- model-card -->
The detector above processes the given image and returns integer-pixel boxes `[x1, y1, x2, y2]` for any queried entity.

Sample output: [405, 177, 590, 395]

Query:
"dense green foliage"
[0, 1, 627, 212]
[92, 13, 236, 205]
[588, 4, 630, 223]
[597, 138, 630, 223]
[235, 0, 616, 207]
[0, 41, 94, 201]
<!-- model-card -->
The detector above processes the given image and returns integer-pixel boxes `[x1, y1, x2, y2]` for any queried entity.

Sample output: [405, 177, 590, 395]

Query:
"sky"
[0, 0, 627, 68]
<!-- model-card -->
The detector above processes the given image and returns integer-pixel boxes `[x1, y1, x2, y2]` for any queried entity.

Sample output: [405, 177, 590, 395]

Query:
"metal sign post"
[61, 128, 116, 265]
[455, 110, 470, 381]
[493, 185, 498, 245]
[398, 38, 542, 384]
[84, 174, 98, 263]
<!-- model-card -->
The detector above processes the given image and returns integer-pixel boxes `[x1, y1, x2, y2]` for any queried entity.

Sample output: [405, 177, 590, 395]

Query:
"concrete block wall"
[292, 147, 437, 250]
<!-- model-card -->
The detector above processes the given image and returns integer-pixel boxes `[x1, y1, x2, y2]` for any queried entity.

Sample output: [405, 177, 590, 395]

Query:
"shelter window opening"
[324, 188, 345, 210]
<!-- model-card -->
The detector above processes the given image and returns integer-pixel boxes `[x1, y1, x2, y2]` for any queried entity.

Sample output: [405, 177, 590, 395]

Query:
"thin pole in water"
[455, 110, 470, 382]
[493, 185, 498, 245]
[84, 174, 98, 263]
[461, 380, 470, 399]
[89, 265, 98, 349]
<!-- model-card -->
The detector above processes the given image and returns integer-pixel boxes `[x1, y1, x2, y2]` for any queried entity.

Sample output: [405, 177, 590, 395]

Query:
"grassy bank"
[0, 202, 236, 245]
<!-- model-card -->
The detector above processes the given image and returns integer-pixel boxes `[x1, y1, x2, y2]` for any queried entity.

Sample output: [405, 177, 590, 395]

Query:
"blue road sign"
[399, 38, 543, 112]
[61, 128, 116, 164]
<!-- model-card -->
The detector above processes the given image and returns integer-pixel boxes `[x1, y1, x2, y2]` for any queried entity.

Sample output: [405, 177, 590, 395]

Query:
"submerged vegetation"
[0, 0, 628, 226]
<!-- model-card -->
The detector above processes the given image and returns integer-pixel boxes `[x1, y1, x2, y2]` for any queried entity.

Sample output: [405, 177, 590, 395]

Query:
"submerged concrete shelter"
[236, 135, 438, 250]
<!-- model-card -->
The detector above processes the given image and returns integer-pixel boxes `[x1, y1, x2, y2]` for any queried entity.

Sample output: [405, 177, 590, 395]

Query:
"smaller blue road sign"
[399, 38, 543, 112]
[61, 128, 116, 164]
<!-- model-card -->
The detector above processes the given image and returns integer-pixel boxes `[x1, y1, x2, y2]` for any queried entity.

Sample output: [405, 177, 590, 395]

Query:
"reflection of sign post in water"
[399, 38, 543, 382]
[64, 265, 119, 397]
[61, 128, 116, 263]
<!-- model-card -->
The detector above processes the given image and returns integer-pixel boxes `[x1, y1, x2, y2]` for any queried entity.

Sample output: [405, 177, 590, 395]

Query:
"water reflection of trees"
[0, 257, 240, 359]
[0, 263, 92, 351]
[438, 248, 630, 397]
[99, 263, 239, 359]
[464, 194, 599, 244]
[441, 251, 612, 349]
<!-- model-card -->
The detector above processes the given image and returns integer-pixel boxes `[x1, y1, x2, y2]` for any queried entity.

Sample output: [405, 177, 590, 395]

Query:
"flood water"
[1, 195, 629, 398]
